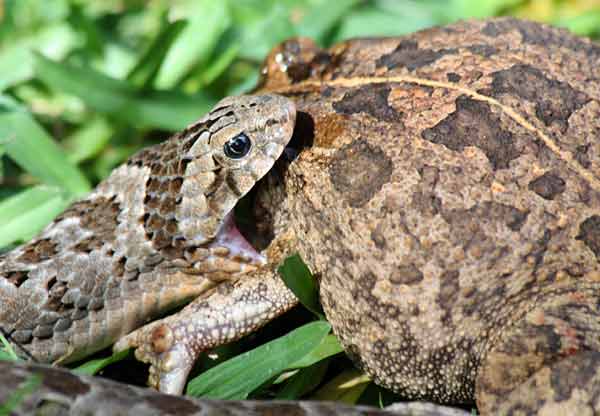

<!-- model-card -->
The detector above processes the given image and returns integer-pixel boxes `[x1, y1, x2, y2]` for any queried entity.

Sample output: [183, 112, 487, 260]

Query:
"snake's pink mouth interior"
[211, 211, 266, 265]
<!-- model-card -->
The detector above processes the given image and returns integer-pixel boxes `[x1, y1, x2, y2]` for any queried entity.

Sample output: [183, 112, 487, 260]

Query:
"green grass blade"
[276, 360, 329, 399]
[127, 19, 187, 90]
[313, 369, 371, 403]
[155, 0, 231, 89]
[288, 334, 343, 369]
[296, 0, 361, 41]
[0, 109, 90, 196]
[34, 54, 214, 131]
[186, 321, 331, 400]
[555, 11, 600, 37]
[64, 116, 115, 164]
[0, 186, 71, 247]
[0, 333, 19, 361]
[73, 349, 131, 376]
[278, 254, 324, 318]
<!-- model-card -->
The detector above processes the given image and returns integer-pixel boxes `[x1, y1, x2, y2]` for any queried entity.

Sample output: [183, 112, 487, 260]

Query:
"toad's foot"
[114, 268, 298, 394]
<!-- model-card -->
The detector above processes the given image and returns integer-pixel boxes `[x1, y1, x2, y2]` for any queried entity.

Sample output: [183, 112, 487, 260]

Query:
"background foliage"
[1, 0, 599, 410]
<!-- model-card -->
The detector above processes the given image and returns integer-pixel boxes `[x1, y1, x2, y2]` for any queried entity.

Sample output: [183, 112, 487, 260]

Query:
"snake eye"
[224, 133, 252, 159]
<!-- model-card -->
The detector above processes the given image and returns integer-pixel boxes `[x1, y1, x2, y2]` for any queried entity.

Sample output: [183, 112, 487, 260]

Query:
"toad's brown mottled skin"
[249, 17, 600, 415]
[2, 18, 600, 415]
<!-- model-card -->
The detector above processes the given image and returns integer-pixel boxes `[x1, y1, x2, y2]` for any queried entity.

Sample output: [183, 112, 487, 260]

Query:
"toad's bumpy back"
[255, 18, 600, 414]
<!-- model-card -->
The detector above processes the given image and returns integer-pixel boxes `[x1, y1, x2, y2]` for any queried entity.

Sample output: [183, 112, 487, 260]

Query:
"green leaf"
[34, 54, 215, 131]
[554, 11, 600, 37]
[0, 22, 79, 92]
[186, 321, 331, 399]
[334, 6, 439, 41]
[154, 0, 231, 89]
[0, 186, 71, 247]
[0, 332, 19, 361]
[288, 334, 343, 369]
[278, 254, 324, 318]
[276, 360, 329, 399]
[296, 0, 361, 42]
[444, 0, 522, 21]
[0, 106, 90, 195]
[64, 116, 115, 164]
[313, 369, 371, 403]
[236, 4, 296, 61]
[128, 19, 187, 90]
[73, 349, 131, 376]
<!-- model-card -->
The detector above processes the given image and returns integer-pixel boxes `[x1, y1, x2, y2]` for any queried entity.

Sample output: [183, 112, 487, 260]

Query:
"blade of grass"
[64, 116, 114, 164]
[312, 369, 371, 403]
[127, 19, 187, 90]
[154, 0, 231, 89]
[73, 349, 131, 376]
[276, 360, 329, 399]
[0, 109, 90, 195]
[278, 254, 323, 318]
[288, 334, 343, 368]
[0, 186, 71, 247]
[186, 321, 331, 400]
[0, 333, 19, 361]
[296, 0, 362, 42]
[34, 54, 214, 131]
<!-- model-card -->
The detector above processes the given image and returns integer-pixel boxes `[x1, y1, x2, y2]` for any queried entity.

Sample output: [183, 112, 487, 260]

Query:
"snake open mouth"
[211, 211, 266, 265]
[229, 110, 314, 262]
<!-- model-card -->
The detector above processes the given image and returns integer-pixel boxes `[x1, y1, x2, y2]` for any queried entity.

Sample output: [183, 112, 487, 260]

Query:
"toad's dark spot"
[486, 64, 590, 131]
[329, 139, 393, 208]
[422, 96, 519, 170]
[483, 18, 600, 59]
[437, 270, 459, 324]
[443, 202, 528, 233]
[390, 264, 423, 285]
[370, 223, 387, 249]
[528, 172, 566, 200]
[411, 191, 441, 216]
[577, 215, 600, 259]
[575, 144, 591, 168]
[447, 72, 461, 82]
[333, 85, 403, 123]
[467, 44, 498, 57]
[376, 39, 457, 71]
[550, 351, 600, 402]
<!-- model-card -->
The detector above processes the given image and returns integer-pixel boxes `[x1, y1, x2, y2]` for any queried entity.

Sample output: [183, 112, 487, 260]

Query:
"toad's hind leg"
[475, 286, 600, 415]
[114, 267, 298, 394]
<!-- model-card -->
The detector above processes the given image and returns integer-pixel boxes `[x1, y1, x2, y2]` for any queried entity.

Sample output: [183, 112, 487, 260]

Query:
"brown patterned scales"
[0, 94, 297, 372]
[118, 18, 600, 415]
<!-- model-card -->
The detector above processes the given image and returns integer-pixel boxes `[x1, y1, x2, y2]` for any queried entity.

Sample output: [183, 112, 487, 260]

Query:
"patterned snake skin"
[0, 94, 296, 365]
[0, 361, 469, 416]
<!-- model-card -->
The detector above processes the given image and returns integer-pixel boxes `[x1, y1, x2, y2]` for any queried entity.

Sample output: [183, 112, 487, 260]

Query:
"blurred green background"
[1, 0, 600, 247]
[1, 0, 600, 409]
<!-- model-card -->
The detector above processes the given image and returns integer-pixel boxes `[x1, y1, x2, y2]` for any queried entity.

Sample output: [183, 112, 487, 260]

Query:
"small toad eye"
[224, 133, 252, 159]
